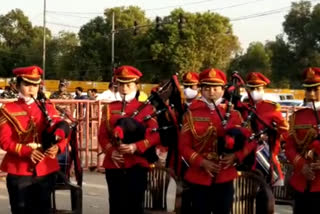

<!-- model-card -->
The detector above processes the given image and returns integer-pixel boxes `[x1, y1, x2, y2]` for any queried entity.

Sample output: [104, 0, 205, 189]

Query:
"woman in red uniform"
[286, 67, 320, 214]
[98, 65, 160, 214]
[0, 65, 69, 214]
[179, 68, 253, 214]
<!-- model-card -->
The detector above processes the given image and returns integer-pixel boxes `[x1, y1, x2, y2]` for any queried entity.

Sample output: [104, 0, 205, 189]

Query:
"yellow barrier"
[0, 77, 305, 98]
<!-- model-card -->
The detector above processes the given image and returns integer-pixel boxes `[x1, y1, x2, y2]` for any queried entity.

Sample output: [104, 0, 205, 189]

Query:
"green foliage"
[228, 42, 271, 79]
[148, 9, 239, 78]
[230, 1, 320, 88]
[3, 2, 320, 88]
[0, 7, 239, 82]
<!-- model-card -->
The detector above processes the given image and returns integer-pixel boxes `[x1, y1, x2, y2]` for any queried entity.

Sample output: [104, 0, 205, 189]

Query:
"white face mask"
[306, 101, 320, 110]
[120, 91, 137, 102]
[250, 91, 264, 102]
[19, 92, 36, 105]
[184, 88, 198, 100]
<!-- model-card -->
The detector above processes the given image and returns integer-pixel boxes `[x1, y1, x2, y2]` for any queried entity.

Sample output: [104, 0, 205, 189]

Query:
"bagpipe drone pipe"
[215, 71, 256, 171]
[32, 91, 71, 151]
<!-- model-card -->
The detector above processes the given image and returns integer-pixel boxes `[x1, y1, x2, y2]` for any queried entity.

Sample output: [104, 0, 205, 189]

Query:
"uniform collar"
[18, 92, 36, 105]
[117, 91, 137, 103]
[200, 96, 223, 110]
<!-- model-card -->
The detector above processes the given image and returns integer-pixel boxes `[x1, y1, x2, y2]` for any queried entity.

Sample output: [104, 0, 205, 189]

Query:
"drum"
[256, 142, 279, 182]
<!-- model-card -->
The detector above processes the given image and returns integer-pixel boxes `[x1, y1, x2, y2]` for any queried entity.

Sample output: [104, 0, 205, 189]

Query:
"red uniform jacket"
[179, 99, 254, 186]
[286, 108, 320, 192]
[98, 98, 160, 169]
[240, 100, 289, 180]
[0, 99, 68, 176]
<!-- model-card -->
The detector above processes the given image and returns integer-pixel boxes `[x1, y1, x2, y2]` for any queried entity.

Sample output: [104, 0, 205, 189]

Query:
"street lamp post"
[111, 11, 115, 79]
[42, 0, 46, 80]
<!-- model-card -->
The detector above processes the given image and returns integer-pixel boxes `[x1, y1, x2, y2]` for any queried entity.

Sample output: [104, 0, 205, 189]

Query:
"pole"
[42, 0, 46, 80]
[111, 11, 115, 79]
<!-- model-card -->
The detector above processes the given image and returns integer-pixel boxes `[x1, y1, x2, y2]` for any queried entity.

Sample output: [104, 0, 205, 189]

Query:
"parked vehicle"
[278, 100, 304, 107]
[240, 93, 295, 103]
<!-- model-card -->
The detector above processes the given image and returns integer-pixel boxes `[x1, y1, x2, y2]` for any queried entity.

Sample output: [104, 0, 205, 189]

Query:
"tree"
[74, 6, 151, 81]
[279, 1, 320, 87]
[104, 6, 151, 81]
[0, 9, 47, 77]
[228, 42, 271, 80]
[265, 35, 295, 88]
[147, 9, 240, 79]
[0, 9, 34, 48]
[51, 31, 80, 79]
[0, 7, 240, 82]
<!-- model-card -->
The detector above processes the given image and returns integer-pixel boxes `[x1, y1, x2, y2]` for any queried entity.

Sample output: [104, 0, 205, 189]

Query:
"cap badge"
[209, 69, 216, 78]
[186, 72, 192, 81]
[121, 68, 129, 76]
[31, 68, 38, 76]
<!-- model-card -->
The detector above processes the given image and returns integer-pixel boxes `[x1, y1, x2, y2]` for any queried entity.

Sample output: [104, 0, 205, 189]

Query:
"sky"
[1, 0, 319, 50]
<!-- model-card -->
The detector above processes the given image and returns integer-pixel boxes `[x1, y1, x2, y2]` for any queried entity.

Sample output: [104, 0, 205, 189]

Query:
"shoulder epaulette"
[263, 100, 281, 111]
[0, 105, 33, 135]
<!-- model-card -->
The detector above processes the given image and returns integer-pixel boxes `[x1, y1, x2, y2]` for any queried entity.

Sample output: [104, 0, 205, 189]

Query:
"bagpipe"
[32, 91, 83, 186]
[108, 75, 184, 171]
[32, 91, 71, 151]
[220, 72, 280, 182]
[214, 71, 255, 171]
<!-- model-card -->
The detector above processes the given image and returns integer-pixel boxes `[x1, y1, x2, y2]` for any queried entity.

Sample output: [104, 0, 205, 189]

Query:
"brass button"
[207, 153, 213, 160]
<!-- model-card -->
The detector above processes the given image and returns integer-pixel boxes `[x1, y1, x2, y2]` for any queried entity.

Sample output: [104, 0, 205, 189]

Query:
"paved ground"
[0, 170, 293, 214]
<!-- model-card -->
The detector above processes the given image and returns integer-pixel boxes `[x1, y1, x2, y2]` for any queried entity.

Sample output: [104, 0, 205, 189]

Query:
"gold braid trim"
[289, 112, 317, 155]
[186, 110, 216, 153]
[15, 144, 22, 156]
[193, 117, 210, 122]
[293, 155, 302, 166]
[181, 123, 190, 133]
[105, 104, 111, 134]
[143, 139, 150, 148]
[0, 116, 7, 126]
[189, 152, 199, 164]
[11, 112, 27, 116]
[234, 109, 244, 124]
[0, 107, 34, 136]
[293, 124, 313, 129]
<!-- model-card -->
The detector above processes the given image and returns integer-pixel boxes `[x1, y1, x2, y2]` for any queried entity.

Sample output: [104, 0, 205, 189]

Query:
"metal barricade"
[0, 100, 306, 172]
[272, 162, 294, 206]
[0, 99, 104, 171]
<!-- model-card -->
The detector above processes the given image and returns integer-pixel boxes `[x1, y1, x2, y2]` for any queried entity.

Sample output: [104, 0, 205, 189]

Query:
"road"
[0, 171, 292, 214]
